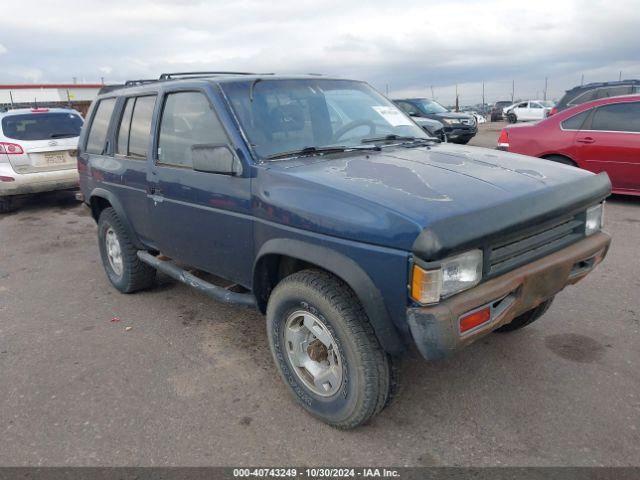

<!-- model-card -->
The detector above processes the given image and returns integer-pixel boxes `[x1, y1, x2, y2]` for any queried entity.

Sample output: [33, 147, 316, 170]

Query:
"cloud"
[0, 0, 639, 103]
[0, 44, 6, 54]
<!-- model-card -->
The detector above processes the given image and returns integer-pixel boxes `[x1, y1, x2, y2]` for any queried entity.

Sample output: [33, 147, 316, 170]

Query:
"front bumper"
[407, 232, 610, 361]
[0, 168, 78, 197]
[445, 126, 477, 139]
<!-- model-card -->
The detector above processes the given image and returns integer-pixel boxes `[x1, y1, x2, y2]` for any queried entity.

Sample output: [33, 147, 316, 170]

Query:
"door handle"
[577, 136, 595, 144]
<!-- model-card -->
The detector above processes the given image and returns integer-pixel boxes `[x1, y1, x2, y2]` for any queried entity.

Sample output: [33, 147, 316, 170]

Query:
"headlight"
[411, 249, 483, 304]
[585, 203, 604, 236]
[442, 118, 461, 125]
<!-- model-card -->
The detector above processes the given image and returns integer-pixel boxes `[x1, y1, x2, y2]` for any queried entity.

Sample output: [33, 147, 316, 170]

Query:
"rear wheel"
[266, 269, 392, 429]
[494, 297, 554, 333]
[97, 207, 156, 293]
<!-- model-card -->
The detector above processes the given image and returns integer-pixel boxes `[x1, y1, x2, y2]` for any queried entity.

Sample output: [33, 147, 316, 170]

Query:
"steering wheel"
[332, 120, 376, 143]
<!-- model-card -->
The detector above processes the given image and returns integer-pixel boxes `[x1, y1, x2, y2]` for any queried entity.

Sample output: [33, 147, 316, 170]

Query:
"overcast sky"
[1, 0, 639, 104]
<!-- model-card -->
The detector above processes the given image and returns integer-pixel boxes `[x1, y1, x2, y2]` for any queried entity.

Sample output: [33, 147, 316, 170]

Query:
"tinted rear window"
[1, 112, 83, 141]
[561, 109, 591, 130]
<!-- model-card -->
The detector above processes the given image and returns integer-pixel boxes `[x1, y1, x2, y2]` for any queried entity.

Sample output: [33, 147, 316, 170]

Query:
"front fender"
[255, 238, 406, 355]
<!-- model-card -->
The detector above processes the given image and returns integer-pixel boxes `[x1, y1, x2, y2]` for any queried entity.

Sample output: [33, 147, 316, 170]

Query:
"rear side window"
[157, 91, 228, 168]
[591, 102, 640, 133]
[86, 99, 116, 154]
[561, 109, 591, 130]
[116, 98, 135, 156]
[127, 96, 156, 159]
[1, 112, 83, 141]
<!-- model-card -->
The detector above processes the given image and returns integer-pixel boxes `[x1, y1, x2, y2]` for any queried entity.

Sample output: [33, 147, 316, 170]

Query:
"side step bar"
[137, 251, 257, 308]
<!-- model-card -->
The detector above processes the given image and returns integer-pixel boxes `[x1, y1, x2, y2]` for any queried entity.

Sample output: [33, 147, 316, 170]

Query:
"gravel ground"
[0, 124, 638, 466]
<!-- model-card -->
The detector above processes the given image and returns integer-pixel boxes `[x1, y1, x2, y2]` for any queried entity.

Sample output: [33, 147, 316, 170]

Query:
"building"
[0, 84, 103, 117]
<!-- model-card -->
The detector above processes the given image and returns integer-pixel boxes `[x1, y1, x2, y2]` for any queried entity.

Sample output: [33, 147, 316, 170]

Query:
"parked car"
[498, 94, 640, 196]
[411, 116, 446, 141]
[0, 107, 83, 212]
[490, 101, 513, 121]
[505, 100, 555, 123]
[393, 98, 477, 144]
[549, 79, 640, 116]
[468, 111, 487, 124]
[79, 72, 611, 429]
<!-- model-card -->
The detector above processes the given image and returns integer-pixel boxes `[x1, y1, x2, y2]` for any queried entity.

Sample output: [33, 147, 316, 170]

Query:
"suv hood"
[255, 144, 610, 255]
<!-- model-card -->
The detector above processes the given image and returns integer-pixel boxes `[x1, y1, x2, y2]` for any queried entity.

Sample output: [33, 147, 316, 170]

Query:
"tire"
[97, 207, 156, 293]
[0, 197, 15, 213]
[543, 155, 577, 167]
[507, 112, 517, 123]
[266, 269, 392, 429]
[455, 137, 471, 145]
[494, 297, 554, 333]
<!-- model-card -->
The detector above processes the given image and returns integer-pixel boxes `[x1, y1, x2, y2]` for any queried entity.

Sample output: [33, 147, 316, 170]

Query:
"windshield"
[1, 112, 83, 141]
[221, 79, 429, 159]
[415, 99, 449, 114]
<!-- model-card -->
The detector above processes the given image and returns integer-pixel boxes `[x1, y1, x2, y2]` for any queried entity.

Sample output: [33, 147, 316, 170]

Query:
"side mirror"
[191, 144, 242, 176]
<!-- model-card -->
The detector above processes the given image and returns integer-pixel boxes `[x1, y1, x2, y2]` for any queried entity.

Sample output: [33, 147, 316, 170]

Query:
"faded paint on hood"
[254, 143, 597, 251]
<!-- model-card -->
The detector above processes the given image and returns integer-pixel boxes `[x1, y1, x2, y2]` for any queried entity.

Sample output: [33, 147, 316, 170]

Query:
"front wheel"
[266, 270, 392, 429]
[494, 297, 554, 333]
[0, 197, 15, 214]
[507, 112, 517, 123]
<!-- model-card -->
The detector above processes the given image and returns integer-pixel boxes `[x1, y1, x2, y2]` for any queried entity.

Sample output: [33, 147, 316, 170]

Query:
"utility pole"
[430, 85, 435, 100]
[619, 71, 622, 81]
[385, 83, 389, 96]
[511, 80, 515, 102]
[581, 74, 584, 86]
[100, 76, 104, 85]
[455, 84, 459, 112]
[482, 81, 485, 110]
[72, 76, 77, 84]
[543, 77, 548, 101]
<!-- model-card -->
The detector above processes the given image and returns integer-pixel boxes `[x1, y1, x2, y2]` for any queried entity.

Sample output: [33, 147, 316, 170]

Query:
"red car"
[498, 94, 640, 196]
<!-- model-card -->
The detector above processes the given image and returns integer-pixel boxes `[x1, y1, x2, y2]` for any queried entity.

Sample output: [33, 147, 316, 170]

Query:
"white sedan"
[505, 100, 555, 122]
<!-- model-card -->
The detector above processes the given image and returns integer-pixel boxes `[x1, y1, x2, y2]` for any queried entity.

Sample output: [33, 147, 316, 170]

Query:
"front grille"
[486, 215, 585, 278]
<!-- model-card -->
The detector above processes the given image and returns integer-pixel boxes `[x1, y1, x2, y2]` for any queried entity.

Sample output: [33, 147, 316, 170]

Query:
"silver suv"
[0, 107, 83, 212]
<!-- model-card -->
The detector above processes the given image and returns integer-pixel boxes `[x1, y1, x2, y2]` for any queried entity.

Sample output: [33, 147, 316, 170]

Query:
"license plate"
[43, 153, 66, 165]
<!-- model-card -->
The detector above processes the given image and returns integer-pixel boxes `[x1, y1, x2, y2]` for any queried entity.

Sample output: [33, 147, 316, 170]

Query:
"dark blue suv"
[78, 72, 611, 429]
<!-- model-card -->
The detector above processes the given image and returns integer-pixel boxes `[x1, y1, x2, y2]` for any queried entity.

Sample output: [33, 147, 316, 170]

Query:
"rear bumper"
[0, 167, 78, 196]
[407, 232, 611, 361]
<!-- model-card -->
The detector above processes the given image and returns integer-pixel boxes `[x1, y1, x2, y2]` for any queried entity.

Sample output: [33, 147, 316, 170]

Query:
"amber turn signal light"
[459, 306, 491, 334]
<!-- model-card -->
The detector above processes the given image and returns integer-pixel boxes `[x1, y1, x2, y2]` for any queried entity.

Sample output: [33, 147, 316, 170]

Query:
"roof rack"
[158, 71, 256, 80]
[124, 79, 158, 86]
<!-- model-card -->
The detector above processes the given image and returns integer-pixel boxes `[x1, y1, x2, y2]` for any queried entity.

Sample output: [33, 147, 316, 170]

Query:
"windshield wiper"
[361, 134, 437, 146]
[265, 146, 348, 160]
[50, 133, 78, 138]
[361, 134, 422, 144]
[265, 144, 382, 161]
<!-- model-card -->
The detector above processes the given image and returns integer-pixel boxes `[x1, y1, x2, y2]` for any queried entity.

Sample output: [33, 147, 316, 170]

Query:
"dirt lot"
[1, 124, 639, 466]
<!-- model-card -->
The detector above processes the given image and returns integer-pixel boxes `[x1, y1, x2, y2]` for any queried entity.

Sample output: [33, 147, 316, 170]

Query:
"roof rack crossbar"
[158, 71, 256, 80]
